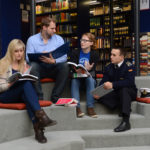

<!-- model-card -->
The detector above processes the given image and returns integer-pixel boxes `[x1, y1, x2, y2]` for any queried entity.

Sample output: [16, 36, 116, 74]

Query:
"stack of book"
[148, 33, 150, 75]
[140, 34, 149, 76]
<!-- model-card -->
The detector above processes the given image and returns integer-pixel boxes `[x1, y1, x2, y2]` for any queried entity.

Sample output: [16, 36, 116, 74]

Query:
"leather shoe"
[114, 121, 131, 132]
[35, 109, 57, 128]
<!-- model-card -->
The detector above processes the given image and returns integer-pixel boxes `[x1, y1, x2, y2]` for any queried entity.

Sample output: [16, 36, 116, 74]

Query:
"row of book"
[51, 13, 77, 23]
[113, 36, 132, 48]
[36, 24, 75, 34]
[90, 6, 109, 16]
[113, 4, 131, 13]
[90, 17, 101, 27]
[56, 24, 77, 34]
[36, 5, 51, 14]
[113, 15, 128, 25]
[90, 3, 131, 16]
[63, 36, 78, 48]
[36, 0, 77, 14]
[113, 27, 129, 36]
[90, 28, 103, 37]
[91, 28, 110, 37]
[96, 38, 110, 49]
[99, 51, 110, 60]
[90, 14, 130, 35]
[51, 0, 77, 11]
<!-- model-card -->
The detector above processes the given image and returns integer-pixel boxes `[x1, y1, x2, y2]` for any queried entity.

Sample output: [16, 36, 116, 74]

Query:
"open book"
[91, 84, 114, 98]
[28, 42, 70, 62]
[67, 61, 91, 77]
[8, 72, 38, 83]
[55, 98, 78, 106]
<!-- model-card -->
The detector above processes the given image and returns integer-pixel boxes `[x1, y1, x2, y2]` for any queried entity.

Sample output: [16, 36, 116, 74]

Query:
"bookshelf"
[89, 0, 110, 72]
[35, 0, 134, 73]
[113, 0, 133, 61]
[35, 0, 78, 48]
[89, 0, 134, 73]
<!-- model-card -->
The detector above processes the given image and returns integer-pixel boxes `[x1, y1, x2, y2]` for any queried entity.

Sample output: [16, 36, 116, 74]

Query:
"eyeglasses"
[80, 39, 91, 43]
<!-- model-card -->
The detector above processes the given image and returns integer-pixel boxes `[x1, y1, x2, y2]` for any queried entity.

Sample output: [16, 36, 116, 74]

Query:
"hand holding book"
[39, 53, 56, 64]
[67, 61, 91, 78]
[91, 83, 114, 98]
[74, 67, 86, 74]
[8, 72, 38, 83]
[28, 42, 70, 63]
[103, 82, 113, 89]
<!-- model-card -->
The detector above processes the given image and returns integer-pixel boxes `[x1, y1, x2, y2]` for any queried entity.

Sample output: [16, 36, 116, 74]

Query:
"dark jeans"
[99, 87, 137, 117]
[30, 62, 69, 103]
[0, 81, 41, 123]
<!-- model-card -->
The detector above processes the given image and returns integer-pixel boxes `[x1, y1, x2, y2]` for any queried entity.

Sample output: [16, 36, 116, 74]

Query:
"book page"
[8, 72, 38, 83]
[67, 62, 91, 76]
[19, 74, 38, 81]
[76, 64, 90, 74]
[67, 62, 78, 67]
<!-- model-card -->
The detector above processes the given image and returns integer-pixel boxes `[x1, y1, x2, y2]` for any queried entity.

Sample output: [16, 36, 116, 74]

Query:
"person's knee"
[58, 63, 69, 74]
[62, 63, 69, 73]
[86, 77, 95, 86]
[22, 81, 33, 88]
[119, 87, 129, 94]
[72, 79, 79, 87]
[30, 62, 41, 75]
[87, 77, 94, 83]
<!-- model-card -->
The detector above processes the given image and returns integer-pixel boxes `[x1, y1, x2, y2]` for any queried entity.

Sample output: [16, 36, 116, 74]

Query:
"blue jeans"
[30, 62, 69, 103]
[71, 77, 96, 108]
[0, 81, 41, 123]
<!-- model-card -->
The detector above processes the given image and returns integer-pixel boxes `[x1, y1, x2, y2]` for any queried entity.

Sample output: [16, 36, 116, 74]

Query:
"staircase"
[0, 76, 150, 150]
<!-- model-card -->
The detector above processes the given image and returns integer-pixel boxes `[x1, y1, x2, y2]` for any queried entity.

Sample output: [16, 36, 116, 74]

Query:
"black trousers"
[99, 87, 137, 116]
[30, 62, 69, 102]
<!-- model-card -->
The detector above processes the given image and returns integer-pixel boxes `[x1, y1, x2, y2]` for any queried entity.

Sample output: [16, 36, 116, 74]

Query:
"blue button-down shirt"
[26, 33, 67, 63]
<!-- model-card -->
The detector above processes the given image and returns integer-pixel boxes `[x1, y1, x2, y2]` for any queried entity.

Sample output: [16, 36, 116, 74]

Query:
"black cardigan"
[68, 49, 99, 78]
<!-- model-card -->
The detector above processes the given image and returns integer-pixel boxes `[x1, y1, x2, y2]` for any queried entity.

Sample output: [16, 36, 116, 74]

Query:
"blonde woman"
[0, 39, 57, 143]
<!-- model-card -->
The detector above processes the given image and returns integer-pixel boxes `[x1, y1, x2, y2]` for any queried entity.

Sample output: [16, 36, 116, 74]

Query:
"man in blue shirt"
[26, 17, 69, 103]
[94, 47, 137, 132]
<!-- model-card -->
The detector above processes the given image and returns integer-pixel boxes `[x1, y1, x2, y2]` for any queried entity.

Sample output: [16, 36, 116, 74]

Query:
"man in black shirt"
[94, 47, 137, 132]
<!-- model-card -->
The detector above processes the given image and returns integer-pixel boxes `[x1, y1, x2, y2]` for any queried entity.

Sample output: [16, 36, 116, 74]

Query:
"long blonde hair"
[0, 39, 25, 75]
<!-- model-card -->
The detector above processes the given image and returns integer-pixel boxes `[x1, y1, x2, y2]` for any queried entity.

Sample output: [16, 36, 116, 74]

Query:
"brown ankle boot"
[76, 107, 84, 117]
[35, 109, 57, 127]
[33, 123, 47, 143]
[87, 107, 98, 118]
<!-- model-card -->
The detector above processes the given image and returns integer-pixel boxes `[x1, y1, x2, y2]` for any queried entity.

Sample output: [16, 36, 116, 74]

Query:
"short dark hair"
[41, 17, 56, 29]
[112, 47, 126, 57]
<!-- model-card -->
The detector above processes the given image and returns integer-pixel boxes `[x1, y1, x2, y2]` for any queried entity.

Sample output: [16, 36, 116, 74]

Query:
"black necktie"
[114, 64, 118, 69]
